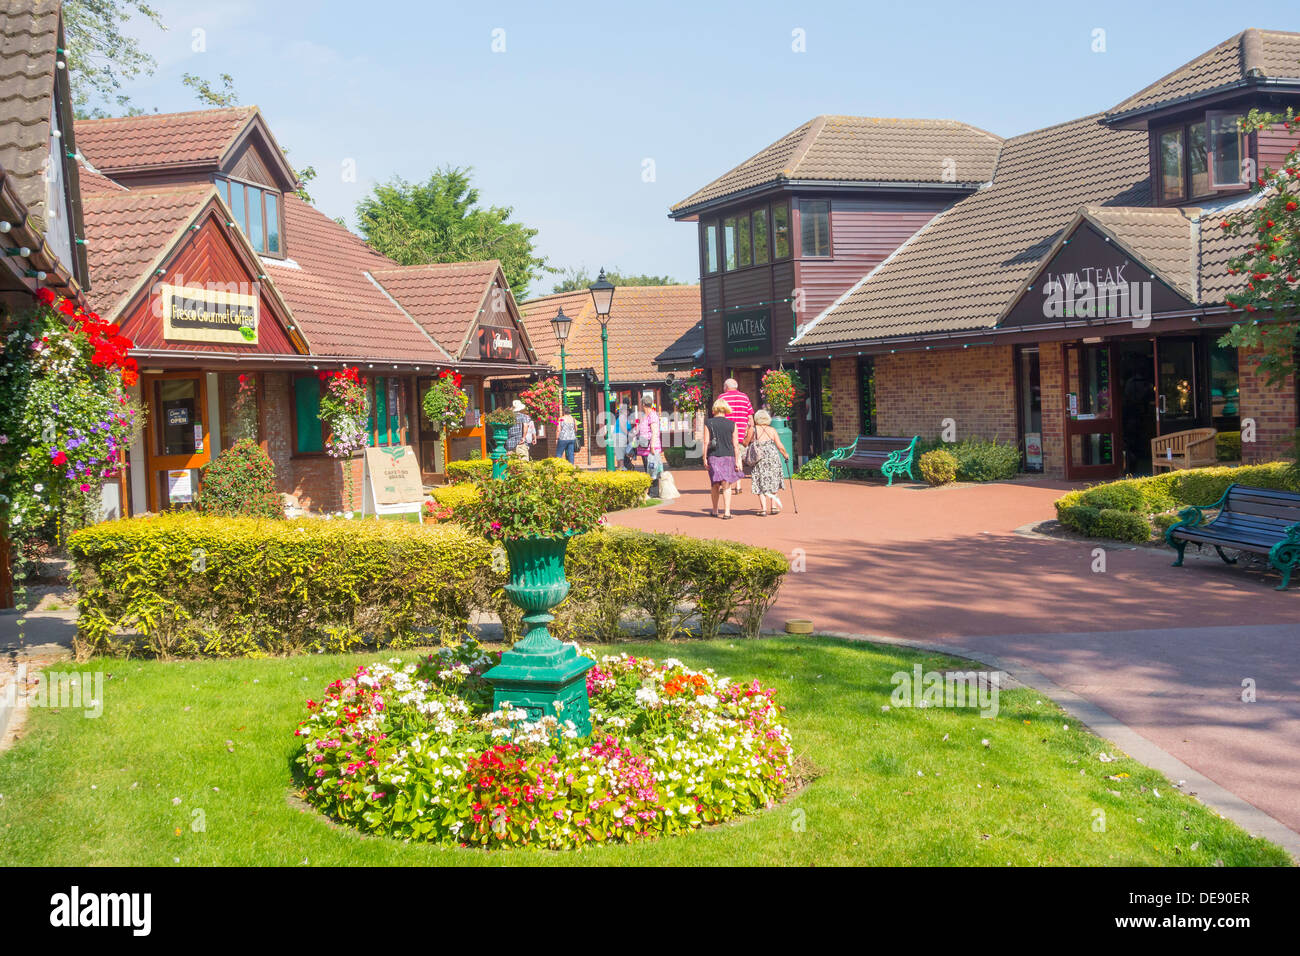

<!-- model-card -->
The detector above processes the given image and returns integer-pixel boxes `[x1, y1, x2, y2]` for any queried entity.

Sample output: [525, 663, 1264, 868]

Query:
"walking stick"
[787, 458, 798, 514]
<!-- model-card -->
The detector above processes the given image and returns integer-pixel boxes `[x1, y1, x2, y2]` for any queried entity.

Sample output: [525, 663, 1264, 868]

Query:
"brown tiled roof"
[260, 196, 446, 363]
[671, 116, 1002, 214]
[1082, 205, 1199, 301]
[369, 262, 501, 358]
[81, 184, 215, 316]
[75, 106, 256, 172]
[0, 0, 62, 223]
[520, 285, 701, 384]
[793, 114, 1152, 346]
[1107, 29, 1300, 119]
[76, 160, 128, 194]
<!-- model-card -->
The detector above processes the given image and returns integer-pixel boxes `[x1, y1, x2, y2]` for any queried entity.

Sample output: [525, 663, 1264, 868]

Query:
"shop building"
[669, 115, 1002, 456]
[518, 284, 701, 460]
[681, 28, 1300, 479]
[74, 107, 544, 514]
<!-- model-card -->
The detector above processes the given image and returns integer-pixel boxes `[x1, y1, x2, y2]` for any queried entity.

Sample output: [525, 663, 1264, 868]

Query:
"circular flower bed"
[293, 643, 793, 849]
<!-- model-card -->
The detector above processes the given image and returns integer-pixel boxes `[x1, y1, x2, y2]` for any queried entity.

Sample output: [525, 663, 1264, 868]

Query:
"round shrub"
[197, 439, 282, 518]
[951, 439, 1021, 482]
[794, 454, 834, 481]
[919, 449, 958, 485]
[1080, 481, 1144, 512]
[293, 644, 793, 849]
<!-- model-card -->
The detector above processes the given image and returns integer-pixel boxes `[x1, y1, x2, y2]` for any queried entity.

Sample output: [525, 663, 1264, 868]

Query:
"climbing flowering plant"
[760, 369, 797, 418]
[318, 367, 370, 458]
[421, 369, 469, 433]
[669, 369, 711, 416]
[1215, 107, 1300, 386]
[0, 291, 144, 551]
[292, 642, 793, 849]
[520, 377, 562, 426]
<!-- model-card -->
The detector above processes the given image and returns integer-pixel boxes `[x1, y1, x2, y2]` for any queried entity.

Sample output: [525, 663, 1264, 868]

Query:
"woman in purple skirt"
[703, 398, 743, 519]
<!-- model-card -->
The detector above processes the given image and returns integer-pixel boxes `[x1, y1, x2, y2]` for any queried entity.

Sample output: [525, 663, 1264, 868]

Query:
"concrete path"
[610, 469, 1300, 846]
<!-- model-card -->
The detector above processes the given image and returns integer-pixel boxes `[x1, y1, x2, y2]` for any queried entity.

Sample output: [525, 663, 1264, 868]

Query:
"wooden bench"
[1166, 483, 1300, 590]
[827, 435, 919, 485]
[1151, 427, 1217, 473]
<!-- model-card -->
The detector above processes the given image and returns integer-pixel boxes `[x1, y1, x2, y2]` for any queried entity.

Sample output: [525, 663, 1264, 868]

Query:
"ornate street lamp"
[550, 306, 572, 395]
[589, 268, 616, 471]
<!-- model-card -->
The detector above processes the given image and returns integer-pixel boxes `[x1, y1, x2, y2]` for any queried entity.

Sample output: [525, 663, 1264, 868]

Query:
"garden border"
[807, 629, 1300, 862]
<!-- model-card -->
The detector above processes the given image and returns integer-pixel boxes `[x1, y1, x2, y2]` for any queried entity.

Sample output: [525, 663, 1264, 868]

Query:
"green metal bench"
[1166, 483, 1300, 590]
[827, 435, 919, 485]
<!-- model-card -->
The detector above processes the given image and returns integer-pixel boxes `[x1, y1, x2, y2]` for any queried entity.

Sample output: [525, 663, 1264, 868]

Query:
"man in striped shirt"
[718, 378, 754, 492]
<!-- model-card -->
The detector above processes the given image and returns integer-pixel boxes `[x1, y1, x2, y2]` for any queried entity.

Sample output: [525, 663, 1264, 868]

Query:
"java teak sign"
[724, 308, 772, 360]
[160, 283, 259, 345]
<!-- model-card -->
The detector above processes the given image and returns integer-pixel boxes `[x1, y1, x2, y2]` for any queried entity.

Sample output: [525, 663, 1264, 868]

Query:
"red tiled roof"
[76, 160, 128, 194]
[369, 262, 500, 358]
[260, 195, 447, 363]
[520, 285, 701, 384]
[0, 0, 61, 220]
[81, 184, 214, 316]
[75, 106, 256, 172]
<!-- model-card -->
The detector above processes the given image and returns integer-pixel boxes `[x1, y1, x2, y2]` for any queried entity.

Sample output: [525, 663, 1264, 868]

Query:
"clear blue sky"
[110, 1, 1297, 297]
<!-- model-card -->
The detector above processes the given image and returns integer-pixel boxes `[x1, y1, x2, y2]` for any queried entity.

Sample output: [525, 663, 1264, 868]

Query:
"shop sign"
[1024, 432, 1043, 469]
[167, 468, 193, 504]
[479, 325, 519, 361]
[723, 308, 771, 360]
[161, 283, 258, 345]
[167, 407, 190, 426]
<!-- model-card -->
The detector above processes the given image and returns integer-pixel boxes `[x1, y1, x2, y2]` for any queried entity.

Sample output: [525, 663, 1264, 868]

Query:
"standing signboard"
[361, 445, 425, 522]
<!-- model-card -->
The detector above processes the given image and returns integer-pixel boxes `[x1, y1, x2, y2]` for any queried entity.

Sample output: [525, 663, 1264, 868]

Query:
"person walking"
[507, 400, 533, 460]
[747, 409, 790, 515]
[717, 377, 754, 493]
[553, 410, 577, 464]
[635, 395, 663, 479]
[703, 398, 743, 519]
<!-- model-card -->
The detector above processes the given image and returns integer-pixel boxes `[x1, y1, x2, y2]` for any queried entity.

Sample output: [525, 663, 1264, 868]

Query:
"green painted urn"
[488, 421, 510, 480]
[483, 535, 594, 735]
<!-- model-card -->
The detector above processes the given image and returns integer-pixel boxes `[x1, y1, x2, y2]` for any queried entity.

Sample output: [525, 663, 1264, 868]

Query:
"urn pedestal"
[482, 535, 594, 735]
[771, 416, 795, 479]
[488, 422, 510, 480]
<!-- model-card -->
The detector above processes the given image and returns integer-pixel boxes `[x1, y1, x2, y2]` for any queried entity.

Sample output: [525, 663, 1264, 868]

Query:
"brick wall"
[1038, 342, 1065, 478]
[829, 357, 859, 447]
[263, 372, 294, 493]
[262, 371, 360, 512]
[1238, 345, 1298, 465]
[875, 345, 1017, 445]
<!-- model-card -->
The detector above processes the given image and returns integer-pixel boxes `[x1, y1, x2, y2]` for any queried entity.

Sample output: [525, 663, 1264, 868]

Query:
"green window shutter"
[373, 377, 388, 446]
[388, 380, 400, 444]
[294, 377, 324, 453]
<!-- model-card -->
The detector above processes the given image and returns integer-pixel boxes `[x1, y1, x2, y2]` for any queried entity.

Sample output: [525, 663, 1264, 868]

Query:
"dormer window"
[214, 175, 283, 256]
[1155, 111, 1247, 204]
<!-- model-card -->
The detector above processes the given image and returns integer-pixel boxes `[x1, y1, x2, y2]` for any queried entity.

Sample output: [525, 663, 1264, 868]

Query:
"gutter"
[127, 349, 551, 377]
[1102, 76, 1300, 126]
[668, 178, 986, 221]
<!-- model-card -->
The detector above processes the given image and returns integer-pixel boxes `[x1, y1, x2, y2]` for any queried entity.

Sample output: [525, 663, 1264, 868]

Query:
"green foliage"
[918, 449, 958, 486]
[551, 267, 679, 293]
[1094, 509, 1151, 544]
[1216, 430, 1242, 462]
[949, 439, 1021, 482]
[483, 407, 518, 427]
[197, 440, 282, 519]
[420, 374, 469, 433]
[1054, 462, 1300, 541]
[794, 454, 836, 481]
[354, 167, 548, 300]
[182, 72, 238, 107]
[64, 0, 165, 117]
[457, 460, 608, 539]
[67, 516, 788, 657]
[434, 468, 650, 520]
[67, 515, 492, 659]
[445, 459, 493, 483]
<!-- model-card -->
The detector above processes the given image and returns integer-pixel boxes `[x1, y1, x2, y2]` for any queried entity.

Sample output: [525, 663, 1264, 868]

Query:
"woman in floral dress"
[748, 410, 789, 515]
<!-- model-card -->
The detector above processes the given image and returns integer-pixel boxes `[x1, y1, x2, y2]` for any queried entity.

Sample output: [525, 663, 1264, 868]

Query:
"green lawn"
[0, 636, 1287, 866]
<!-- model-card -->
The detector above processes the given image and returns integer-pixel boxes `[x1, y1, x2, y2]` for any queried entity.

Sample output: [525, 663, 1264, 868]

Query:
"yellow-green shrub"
[919, 449, 958, 486]
[445, 457, 577, 483]
[433, 470, 652, 516]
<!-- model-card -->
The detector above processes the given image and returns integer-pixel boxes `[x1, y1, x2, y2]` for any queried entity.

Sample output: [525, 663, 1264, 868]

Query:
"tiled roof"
[369, 262, 500, 358]
[1107, 29, 1300, 119]
[261, 196, 446, 363]
[0, 0, 62, 223]
[76, 160, 128, 194]
[794, 114, 1153, 346]
[1082, 205, 1199, 301]
[75, 106, 256, 172]
[81, 184, 214, 316]
[671, 116, 1002, 214]
[520, 285, 701, 384]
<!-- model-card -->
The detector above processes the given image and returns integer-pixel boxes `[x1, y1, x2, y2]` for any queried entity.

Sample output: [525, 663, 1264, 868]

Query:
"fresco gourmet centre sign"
[723, 308, 772, 360]
[161, 283, 259, 345]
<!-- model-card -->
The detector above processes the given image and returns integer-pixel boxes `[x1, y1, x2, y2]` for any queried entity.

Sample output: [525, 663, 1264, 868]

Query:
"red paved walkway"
[610, 469, 1300, 840]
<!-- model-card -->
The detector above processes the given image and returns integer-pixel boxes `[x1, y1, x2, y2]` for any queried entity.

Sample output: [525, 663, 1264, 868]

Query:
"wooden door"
[1064, 342, 1124, 481]
[143, 372, 210, 511]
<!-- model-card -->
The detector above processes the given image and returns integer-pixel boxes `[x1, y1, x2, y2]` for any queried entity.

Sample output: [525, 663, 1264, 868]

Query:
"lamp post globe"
[588, 269, 616, 472]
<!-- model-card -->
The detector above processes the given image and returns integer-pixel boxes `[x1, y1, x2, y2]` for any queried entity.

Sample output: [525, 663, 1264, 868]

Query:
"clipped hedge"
[1216, 431, 1242, 462]
[434, 470, 652, 515]
[67, 515, 787, 659]
[1054, 462, 1299, 543]
[445, 458, 576, 483]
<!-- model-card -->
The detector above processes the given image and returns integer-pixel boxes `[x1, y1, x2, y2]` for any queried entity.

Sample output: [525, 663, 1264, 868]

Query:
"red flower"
[1288, 201, 1299, 211]
[57, 298, 76, 317]
[122, 369, 139, 387]
[52, 451, 67, 466]
[34, 287, 56, 306]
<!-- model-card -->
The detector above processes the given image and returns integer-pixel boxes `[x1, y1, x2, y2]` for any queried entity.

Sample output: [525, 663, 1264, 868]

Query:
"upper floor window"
[1155, 112, 1246, 204]
[702, 221, 719, 275]
[215, 176, 283, 256]
[723, 216, 739, 271]
[714, 203, 789, 272]
[773, 201, 791, 259]
[801, 200, 831, 257]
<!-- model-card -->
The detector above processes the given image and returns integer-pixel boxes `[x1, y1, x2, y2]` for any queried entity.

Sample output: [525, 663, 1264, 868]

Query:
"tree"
[1216, 107, 1300, 386]
[551, 267, 678, 294]
[354, 167, 548, 300]
[182, 72, 239, 107]
[64, 0, 165, 118]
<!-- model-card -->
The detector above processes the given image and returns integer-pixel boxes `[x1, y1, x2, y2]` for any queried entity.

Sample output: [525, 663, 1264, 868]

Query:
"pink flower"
[78, 483, 90, 493]
[490, 521, 502, 531]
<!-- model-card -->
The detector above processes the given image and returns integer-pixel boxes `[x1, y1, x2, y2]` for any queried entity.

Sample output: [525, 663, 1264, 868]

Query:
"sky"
[103, 0, 1299, 298]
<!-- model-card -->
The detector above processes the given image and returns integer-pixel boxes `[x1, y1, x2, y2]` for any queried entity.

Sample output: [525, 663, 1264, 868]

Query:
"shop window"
[369, 376, 404, 446]
[752, 206, 770, 265]
[722, 217, 738, 271]
[1017, 348, 1043, 472]
[222, 372, 260, 449]
[1209, 342, 1240, 426]
[293, 375, 325, 454]
[702, 222, 719, 275]
[772, 202, 791, 259]
[801, 200, 831, 257]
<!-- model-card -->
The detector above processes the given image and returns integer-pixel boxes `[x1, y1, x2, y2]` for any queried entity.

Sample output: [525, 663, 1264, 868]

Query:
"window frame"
[752, 205, 770, 265]
[1206, 110, 1250, 191]
[701, 221, 719, 275]
[213, 174, 287, 258]
[1154, 110, 1251, 204]
[772, 200, 791, 260]
[799, 199, 832, 258]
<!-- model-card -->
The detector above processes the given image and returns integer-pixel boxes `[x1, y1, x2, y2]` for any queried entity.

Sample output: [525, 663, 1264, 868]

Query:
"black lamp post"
[588, 268, 616, 471]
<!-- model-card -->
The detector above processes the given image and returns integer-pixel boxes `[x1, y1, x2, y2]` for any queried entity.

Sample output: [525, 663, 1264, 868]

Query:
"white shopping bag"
[656, 470, 681, 500]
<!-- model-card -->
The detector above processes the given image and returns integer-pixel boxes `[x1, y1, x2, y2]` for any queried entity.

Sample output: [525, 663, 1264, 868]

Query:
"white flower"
[635, 687, 660, 707]
[32, 483, 43, 493]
